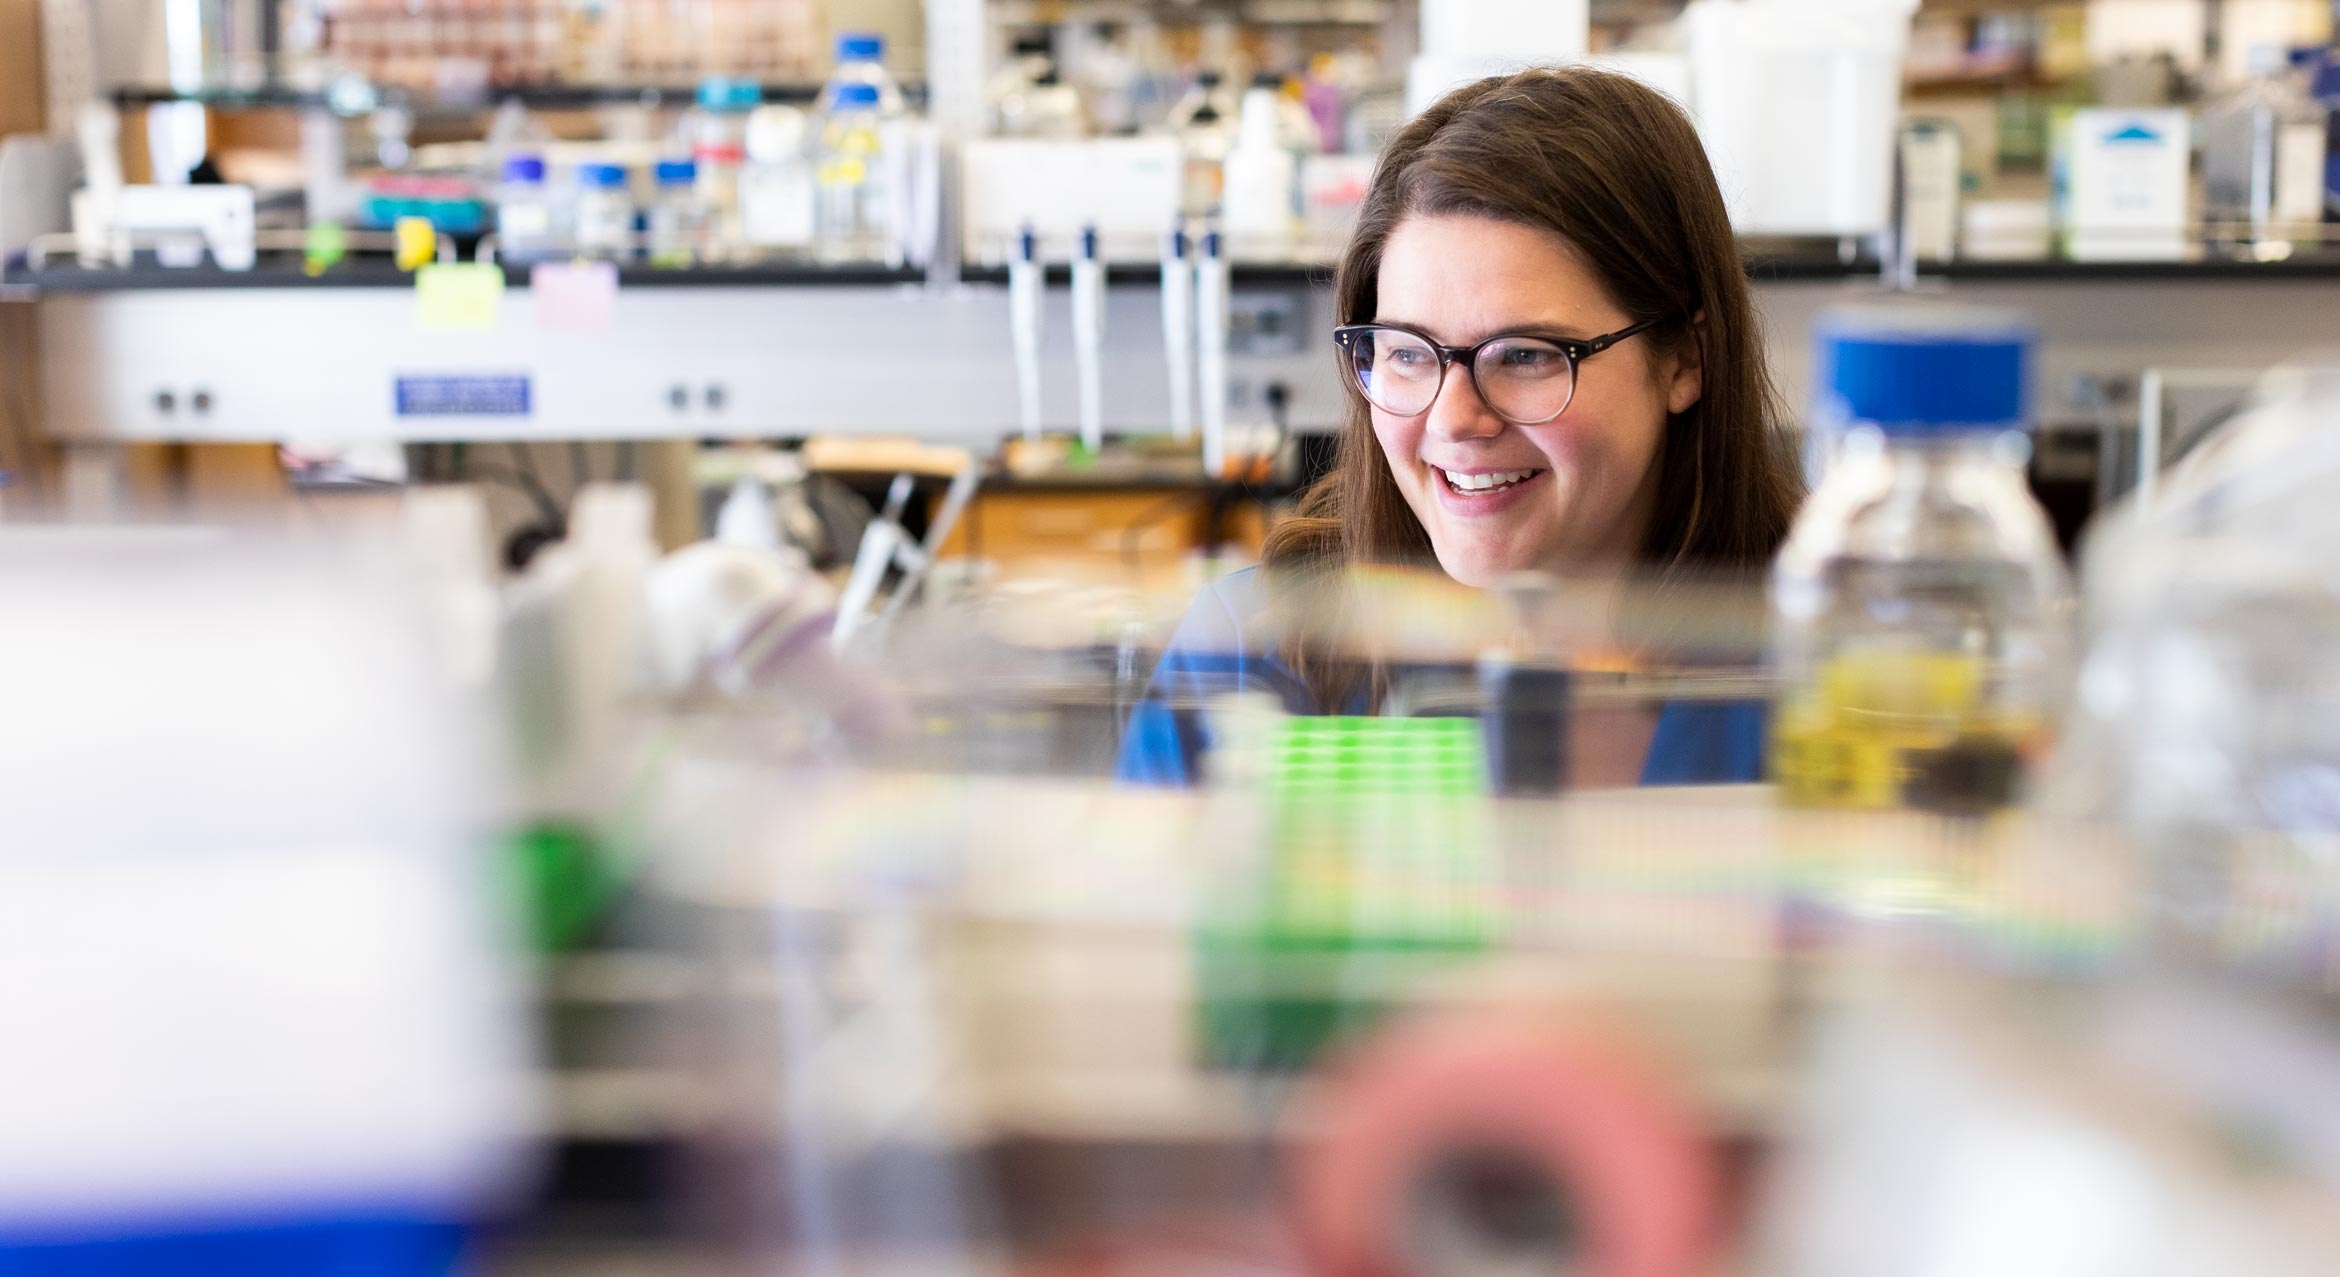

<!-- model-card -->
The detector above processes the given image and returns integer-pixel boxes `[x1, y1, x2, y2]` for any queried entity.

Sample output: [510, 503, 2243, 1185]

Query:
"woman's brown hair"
[1260, 65, 1803, 710]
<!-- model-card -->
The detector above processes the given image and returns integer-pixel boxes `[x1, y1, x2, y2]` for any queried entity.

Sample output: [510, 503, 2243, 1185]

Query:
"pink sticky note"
[531, 260, 619, 335]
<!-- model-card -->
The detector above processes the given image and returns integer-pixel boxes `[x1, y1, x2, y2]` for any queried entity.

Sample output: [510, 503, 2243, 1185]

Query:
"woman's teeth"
[1439, 467, 1541, 493]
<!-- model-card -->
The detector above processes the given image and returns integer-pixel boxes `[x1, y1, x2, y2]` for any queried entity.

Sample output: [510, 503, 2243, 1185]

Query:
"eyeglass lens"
[1349, 329, 1576, 424]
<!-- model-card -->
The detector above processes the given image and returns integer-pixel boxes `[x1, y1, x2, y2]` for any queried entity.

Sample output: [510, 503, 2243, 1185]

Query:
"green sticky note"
[415, 262, 504, 331]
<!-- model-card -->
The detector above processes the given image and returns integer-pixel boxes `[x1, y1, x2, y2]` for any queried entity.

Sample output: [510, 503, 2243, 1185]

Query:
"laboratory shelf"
[3, 256, 929, 293]
[960, 251, 2340, 288]
[112, 80, 928, 115]
[958, 261, 1335, 287]
[18, 249, 2340, 297]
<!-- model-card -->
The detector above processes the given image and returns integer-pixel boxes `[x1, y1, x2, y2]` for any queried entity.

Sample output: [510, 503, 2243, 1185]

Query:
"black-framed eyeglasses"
[1331, 318, 1664, 426]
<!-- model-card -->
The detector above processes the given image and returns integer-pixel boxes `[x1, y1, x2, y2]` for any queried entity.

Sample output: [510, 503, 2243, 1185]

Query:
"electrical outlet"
[1227, 289, 1308, 356]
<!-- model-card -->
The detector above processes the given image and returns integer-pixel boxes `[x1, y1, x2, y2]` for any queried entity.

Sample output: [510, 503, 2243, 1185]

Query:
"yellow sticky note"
[415, 262, 505, 331]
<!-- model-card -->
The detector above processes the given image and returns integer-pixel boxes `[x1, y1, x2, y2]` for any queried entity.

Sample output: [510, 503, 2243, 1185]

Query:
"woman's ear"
[1664, 310, 1707, 415]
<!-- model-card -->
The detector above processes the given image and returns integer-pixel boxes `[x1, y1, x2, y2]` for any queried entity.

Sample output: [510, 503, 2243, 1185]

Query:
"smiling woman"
[1117, 66, 1804, 787]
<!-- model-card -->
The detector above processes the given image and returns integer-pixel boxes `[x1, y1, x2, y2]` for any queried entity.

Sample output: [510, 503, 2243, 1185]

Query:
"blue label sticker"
[394, 374, 532, 417]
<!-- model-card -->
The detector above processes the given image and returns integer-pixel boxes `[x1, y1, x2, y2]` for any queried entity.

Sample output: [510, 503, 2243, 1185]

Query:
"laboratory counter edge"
[18, 250, 2340, 295]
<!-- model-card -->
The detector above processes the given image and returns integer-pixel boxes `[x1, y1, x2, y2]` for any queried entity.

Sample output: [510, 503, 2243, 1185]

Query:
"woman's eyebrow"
[1370, 315, 1598, 343]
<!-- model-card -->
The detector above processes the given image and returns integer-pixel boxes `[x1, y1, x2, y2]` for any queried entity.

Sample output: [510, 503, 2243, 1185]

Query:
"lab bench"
[9, 252, 2340, 455]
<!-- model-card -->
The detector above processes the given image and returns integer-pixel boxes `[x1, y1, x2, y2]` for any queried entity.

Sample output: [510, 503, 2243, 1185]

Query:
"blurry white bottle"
[741, 105, 817, 251]
[1222, 77, 1300, 252]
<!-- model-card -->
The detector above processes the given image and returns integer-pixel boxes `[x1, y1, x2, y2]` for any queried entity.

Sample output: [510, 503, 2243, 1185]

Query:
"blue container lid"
[654, 157, 697, 185]
[833, 82, 881, 109]
[577, 162, 629, 188]
[836, 32, 885, 62]
[696, 76, 762, 111]
[1817, 307, 2034, 436]
[502, 153, 546, 184]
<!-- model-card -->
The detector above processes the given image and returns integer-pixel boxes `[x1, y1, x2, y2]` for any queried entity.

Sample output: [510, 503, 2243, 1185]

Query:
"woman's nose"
[1423, 362, 1505, 442]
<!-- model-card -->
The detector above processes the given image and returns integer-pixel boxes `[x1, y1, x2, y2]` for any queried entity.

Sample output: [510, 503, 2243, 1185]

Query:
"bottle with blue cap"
[496, 152, 559, 262]
[1770, 305, 2073, 814]
[648, 157, 704, 267]
[822, 31, 906, 118]
[817, 81, 893, 263]
[572, 160, 636, 258]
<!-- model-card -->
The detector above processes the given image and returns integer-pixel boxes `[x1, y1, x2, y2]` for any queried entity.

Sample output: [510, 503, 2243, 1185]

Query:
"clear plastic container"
[1771, 306, 2073, 813]
[816, 82, 891, 263]
[822, 31, 906, 118]
[647, 157, 704, 267]
[689, 76, 762, 258]
[572, 161, 636, 258]
[496, 152, 561, 261]
[2202, 44, 2330, 249]
[741, 105, 816, 251]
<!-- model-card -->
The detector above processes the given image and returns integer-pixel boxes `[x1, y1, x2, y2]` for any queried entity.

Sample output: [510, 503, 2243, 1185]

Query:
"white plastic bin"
[1685, 0, 1918, 237]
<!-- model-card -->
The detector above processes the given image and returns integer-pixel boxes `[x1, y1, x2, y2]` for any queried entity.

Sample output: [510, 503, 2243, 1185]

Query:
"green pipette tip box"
[1196, 716, 1497, 1072]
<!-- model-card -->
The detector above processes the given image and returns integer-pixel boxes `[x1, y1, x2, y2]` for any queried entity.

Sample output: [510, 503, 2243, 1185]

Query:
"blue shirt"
[1114, 568, 1767, 787]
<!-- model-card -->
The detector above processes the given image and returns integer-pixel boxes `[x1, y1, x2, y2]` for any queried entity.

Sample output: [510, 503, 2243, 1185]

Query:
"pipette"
[1008, 224, 1045, 443]
[1161, 225, 1195, 441]
[1196, 226, 1231, 480]
[1072, 224, 1106, 453]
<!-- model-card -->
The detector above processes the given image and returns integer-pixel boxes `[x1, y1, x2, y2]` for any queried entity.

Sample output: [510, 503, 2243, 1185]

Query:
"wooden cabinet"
[933, 484, 1271, 584]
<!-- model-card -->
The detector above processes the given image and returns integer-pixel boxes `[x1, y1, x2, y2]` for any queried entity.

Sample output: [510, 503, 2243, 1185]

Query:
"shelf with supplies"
[19, 247, 2340, 297]
[3, 255, 927, 295]
[110, 79, 928, 117]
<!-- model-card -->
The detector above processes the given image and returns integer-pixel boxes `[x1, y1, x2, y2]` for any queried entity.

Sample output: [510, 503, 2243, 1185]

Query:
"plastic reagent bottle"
[690, 77, 762, 258]
[823, 31, 906, 117]
[572, 161, 635, 258]
[817, 82, 891, 263]
[1222, 74, 1300, 250]
[1771, 306, 2073, 814]
[497, 153, 559, 261]
[741, 105, 816, 250]
[647, 157, 703, 267]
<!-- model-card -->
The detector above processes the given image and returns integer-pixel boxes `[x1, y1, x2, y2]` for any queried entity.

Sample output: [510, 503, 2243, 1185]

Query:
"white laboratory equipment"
[1161, 225, 1196, 440]
[1773, 306, 2071, 814]
[1685, 0, 1917, 238]
[571, 162, 636, 259]
[1197, 227, 1232, 478]
[1408, 0, 1590, 115]
[740, 106, 816, 251]
[1009, 226, 1045, 443]
[817, 83, 892, 263]
[105, 185, 259, 270]
[1072, 225, 1107, 451]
